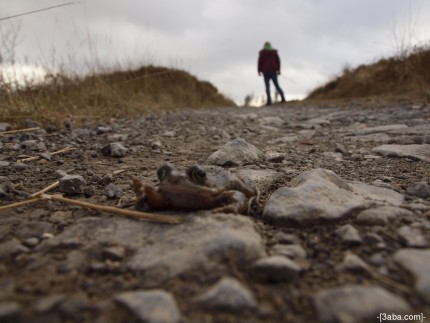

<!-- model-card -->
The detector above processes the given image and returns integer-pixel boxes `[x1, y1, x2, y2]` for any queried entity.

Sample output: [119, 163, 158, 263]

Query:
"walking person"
[258, 41, 286, 106]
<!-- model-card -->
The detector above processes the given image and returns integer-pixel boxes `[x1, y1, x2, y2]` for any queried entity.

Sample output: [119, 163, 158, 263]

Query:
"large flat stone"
[262, 169, 366, 226]
[394, 249, 430, 303]
[371, 144, 430, 163]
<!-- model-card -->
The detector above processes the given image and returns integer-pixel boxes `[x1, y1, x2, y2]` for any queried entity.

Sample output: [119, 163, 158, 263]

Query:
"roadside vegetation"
[306, 43, 430, 102]
[0, 65, 234, 128]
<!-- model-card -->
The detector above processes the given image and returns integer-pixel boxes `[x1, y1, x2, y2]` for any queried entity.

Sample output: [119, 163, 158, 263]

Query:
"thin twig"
[0, 198, 39, 211]
[0, 127, 40, 135]
[40, 194, 182, 224]
[18, 146, 75, 163]
[31, 181, 59, 197]
[0, 2, 78, 21]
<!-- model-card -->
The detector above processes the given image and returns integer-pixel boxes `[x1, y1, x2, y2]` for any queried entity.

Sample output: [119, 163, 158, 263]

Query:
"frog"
[132, 163, 259, 214]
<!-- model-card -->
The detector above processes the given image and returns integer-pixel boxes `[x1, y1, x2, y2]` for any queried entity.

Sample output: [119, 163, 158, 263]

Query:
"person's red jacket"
[258, 49, 281, 74]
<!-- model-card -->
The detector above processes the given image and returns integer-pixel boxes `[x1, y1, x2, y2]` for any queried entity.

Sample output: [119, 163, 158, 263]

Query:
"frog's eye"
[187, 165, 206, 183]
[157, 164, 172, 181]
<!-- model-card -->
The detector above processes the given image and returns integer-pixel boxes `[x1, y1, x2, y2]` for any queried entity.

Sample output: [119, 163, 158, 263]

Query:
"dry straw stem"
[40, 194, 182, 224]
[0, 180, 182, 224]
[18, 146, 75, 163]
[0, 127, 41, 135]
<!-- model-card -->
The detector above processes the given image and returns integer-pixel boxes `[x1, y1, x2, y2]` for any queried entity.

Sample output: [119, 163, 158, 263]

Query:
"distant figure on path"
[258, 41, 286, 106]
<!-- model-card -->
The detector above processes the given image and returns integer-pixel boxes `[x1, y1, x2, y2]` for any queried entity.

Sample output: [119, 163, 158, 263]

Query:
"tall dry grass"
[0, 65, 235, 127]
[306, 44, 430, 102]
[0, 18, 234, 128]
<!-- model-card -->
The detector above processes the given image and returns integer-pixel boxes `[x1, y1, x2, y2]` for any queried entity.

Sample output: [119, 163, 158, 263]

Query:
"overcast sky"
[1, 0, 430, 103]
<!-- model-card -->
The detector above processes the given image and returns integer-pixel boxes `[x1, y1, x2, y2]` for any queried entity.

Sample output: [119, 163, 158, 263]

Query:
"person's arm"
[258, 53, 262, 75]
[276, 52, 281, 75]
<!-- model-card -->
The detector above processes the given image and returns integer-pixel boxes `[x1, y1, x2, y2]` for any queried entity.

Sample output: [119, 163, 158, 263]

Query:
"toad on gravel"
[132, 164, 259, 214]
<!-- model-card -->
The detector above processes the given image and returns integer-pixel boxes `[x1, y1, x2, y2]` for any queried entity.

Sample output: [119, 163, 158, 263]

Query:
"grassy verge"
[306, 45, 430, 102]
[0, 65, 235, 128]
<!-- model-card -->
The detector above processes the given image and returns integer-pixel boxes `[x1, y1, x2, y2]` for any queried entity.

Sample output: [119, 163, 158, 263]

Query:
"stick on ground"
[40, 194, 182, 224]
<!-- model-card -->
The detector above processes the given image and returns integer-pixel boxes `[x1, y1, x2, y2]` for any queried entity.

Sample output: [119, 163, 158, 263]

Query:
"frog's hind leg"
[213, 191, 248, 214]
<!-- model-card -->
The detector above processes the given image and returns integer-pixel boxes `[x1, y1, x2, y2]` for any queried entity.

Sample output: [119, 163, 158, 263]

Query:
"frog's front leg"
[212, 190, 248, 214]
[132, 177, 170, 211]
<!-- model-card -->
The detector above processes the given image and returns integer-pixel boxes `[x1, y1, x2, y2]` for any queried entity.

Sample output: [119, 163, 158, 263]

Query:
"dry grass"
[0, 65, 235, 128]
[306, 45, 430, 102]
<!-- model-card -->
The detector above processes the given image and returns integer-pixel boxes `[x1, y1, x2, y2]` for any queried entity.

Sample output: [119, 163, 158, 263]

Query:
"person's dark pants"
[263, 72, 285, 105]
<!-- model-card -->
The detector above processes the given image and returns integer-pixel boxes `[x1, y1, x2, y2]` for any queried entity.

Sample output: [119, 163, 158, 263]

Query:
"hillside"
[307, 46, 430, 101]
[0, 66, 234, 127]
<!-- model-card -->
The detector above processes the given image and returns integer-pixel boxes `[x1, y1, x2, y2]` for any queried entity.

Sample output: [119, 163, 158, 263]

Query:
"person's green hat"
[264, 41, 272, 50]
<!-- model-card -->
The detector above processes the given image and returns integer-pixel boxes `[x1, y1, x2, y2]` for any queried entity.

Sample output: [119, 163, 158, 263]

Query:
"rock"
[263, 169, 366, 226]
[349, 182, 404, 206]
[0, 239, 26, 259]
[406, 181, 430, 198]
[35, 294, 66, 313]
[115, 290, 180, 323]
[371, 144, 430, 163]
[101, 142, 127, 157]
[11, 162, 28, 171]
[355, 124, 409, 135]
[337, 253, 369, 272]
[194, 277, 257, 312]
[58, 293, 90, 320]
[0, 301, 21, 320]
[104, 183, 123, 198]
[356, 206, 413, 226]
[0, 161, 10, 168]
[127, 214, 265, 283]
[394, 249, 430, 303]
[0, 176, 13, 199]
[235, 169, 282, 188]
[252, 256, 302, 283]
[398, 226, 428, 248]
[59, 175, 86, 194]
[206, 138, 265, 166]
[54, 169, 68, 178]
[0, 122, 11, 132]
[102, 246, 125, 261]
[314, 285, 410, 323]
[336, 224, 362, 245]
[270, 244, 307, 259]
[15, 222, 54, 239]
[271, 232, 300, 245]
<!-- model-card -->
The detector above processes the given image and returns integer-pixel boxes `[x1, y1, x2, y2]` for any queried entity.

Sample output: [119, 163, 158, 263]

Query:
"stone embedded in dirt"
[0, 176, 13, 199]
[235, 168, 282, 188]
[371, 144, 430, 163]
[259, 116, 285, 127]
[59, 175, 86, 194]
[58, 293, 90, 320]
[102, 246, 126, 261]
[104, 183, 123, 198]
[270, 244, 307, 259]
[11, 162, 29, 171]
[54, 170, 68, 178]
[40, 152, 51, 161]
[206, 138, 265, 167]
[349, 182, 404, 206]
[194, 277, 257, 312]
[35, 294, 66, 313]
[262, 169, 366, 226]
[0, 161, 10, 168]
[335, 224, 362, 245]
[271, 232, 300, 245]
[101, 142, 127, 158]
[337, 253, 369, 273]
[355, 124, 409, 135]
[314, 285, 410, 323]
[356, 206, 413, 226]
[406, 181, 430, 198]
[347, 132, 392, 143]
[394, 249, 430, 303]
[397, 226, 428, 248]
[265, 152, 285, 163]
[0, 122, 11, 132]
[252, 256, 302, 283]
[98, 173, 114, 185]
[96, 126, 111, 134]
[115, 290, 181, 323]
[0, 301, 21, 320]
[15, 222, 54, 239]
